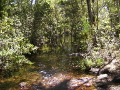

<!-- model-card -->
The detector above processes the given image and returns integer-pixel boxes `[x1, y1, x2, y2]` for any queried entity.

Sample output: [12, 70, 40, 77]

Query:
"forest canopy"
[0, 0, 120, 72]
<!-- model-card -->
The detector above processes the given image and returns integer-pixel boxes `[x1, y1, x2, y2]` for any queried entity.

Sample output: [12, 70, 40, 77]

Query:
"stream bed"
[0, 51, 97, 90]
[0, 35, 98, 90]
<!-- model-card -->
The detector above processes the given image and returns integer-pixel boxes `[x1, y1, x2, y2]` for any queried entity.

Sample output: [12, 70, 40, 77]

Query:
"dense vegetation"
[0, 0, 120, 75]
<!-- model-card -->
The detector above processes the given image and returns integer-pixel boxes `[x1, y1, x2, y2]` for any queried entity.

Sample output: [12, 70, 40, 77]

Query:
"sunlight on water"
[0, 36, 97, 90]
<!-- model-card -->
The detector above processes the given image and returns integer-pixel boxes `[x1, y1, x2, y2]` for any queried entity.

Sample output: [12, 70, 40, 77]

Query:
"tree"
[0, 0, 37, 72]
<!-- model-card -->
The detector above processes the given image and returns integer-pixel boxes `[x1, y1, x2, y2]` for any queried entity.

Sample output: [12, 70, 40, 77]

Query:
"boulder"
[100, 57, 120, 75]
[19, 82, 27, 89]
[107, 85, 120, 90]
[94, 57, 120, 90]
[95, 74, 109, 87]
[90, 68, 99, 74]
[67, 77, 93, 89]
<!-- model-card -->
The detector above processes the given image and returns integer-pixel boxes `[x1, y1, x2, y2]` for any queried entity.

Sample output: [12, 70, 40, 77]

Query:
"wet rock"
[96, 57, 120, 86]
[84, 83, 92, 87]
[90, 68, 99, 74]
[97, 74, 108, 80]
[34, 73, 71, 89]
[94, 58, 120, 89]
[95, 74, 110, 88]
[19, 82, 28, 89]
[67, 77, 93, 89]
[99, 58, 120, 75]
[107, 85, 120, 90]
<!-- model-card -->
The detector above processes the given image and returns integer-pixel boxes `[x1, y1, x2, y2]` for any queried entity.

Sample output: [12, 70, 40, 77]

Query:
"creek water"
[27, 48, 96, 90]
[0, 36, 97, 90]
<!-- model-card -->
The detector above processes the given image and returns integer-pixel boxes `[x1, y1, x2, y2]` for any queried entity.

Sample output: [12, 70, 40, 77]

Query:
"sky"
[32, 0, 36, 5]
[14, 0, 36, 5]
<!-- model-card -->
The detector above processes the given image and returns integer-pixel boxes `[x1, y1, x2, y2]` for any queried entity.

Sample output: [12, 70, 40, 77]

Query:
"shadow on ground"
[31, 79, 70, 90]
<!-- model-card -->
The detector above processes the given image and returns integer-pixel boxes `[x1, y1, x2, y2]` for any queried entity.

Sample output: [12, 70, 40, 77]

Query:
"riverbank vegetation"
[0, 0, 120, 77]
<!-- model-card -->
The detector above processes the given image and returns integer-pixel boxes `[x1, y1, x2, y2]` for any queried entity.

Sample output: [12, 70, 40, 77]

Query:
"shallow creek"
[0, 50, 98, 90]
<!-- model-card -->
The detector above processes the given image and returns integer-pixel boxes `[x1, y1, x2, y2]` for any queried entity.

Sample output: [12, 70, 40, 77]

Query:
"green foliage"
[0, 16, 37, 70]
[84, 59, 94, 67]
[84, 58, 105, 69]
[1, 0, 120, 74]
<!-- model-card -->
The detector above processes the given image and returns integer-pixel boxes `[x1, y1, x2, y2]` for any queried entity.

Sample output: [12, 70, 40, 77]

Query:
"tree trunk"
[86, 0, 94, 25]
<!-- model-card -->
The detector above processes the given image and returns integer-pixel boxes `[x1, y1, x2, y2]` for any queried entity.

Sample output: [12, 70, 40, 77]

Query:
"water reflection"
[29, 50, 89, 90]
[0, 36, 97, 90]
[39, 69, 60, 77]
[33, 51, 84, 72]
